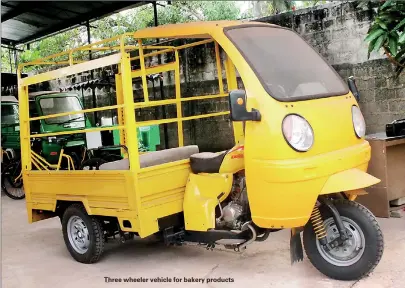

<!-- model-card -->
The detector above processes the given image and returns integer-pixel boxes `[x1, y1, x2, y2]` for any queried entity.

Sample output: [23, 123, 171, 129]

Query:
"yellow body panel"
[18, 20, 380, 238]
[246, 142, 375, 228]
[183, 173, 233, 231]
[219, 144, 245, 174]
[137, 161, 191, 237]
[320, 168, 380, 195]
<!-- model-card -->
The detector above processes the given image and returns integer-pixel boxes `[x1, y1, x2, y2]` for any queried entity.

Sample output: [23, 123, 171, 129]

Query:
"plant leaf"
[365, 28, 385, 42]
[376, 18, 388, 30]
[399, 32, 405, 43]
[368, 37, 377, 59]
[389, 36, 398, 56]
[393, 18, 405, 31]
[373, 34, 387, 52]
[381, 0, 393, 10]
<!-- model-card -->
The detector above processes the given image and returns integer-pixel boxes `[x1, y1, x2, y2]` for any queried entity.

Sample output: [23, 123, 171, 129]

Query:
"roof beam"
[1, 38, 17, 46]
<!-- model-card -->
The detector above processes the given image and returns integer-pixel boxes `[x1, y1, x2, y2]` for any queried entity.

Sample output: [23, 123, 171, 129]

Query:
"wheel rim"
[316, 216, 365, 267]
[67, 215, 90, 254]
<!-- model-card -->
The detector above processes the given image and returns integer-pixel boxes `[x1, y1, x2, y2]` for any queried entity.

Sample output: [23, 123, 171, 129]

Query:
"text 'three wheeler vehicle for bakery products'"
[18, 21, 383, 280]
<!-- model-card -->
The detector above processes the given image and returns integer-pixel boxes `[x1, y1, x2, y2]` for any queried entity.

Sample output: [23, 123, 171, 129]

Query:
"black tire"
[62, 204, 105, 263]
[2, 161, 25, 200]
[303, 199, 384, 281]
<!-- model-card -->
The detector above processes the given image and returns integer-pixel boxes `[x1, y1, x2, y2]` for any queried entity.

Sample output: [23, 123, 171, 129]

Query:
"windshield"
[39, 96, 84, 124]
[1, 104, 19, 125]
[225, 26, 348, 101]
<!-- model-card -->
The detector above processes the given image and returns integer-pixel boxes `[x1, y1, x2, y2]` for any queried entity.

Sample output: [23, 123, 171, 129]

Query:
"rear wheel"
[303, 199, 384, 280]
[62, 204, 105, 263]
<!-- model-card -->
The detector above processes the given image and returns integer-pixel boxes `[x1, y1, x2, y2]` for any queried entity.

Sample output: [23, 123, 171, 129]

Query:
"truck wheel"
[62, 204, 105, 263]
[2, 162, 25, 200]
[303, 199, 384, 280]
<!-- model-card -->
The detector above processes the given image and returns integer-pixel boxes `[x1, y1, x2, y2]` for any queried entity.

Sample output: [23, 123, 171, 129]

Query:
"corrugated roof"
[1, 0, 149, 46]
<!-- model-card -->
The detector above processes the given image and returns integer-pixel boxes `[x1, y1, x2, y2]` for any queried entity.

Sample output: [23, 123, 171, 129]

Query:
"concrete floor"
[2, 195, 405, 288]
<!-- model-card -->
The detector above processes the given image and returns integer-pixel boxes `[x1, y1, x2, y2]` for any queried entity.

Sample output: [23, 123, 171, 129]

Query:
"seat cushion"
[190, 151, 227, 174]
[99, 145, 199, 170]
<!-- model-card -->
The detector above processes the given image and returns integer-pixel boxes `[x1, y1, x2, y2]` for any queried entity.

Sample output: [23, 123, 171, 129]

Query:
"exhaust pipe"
[238, 222, 257, 250]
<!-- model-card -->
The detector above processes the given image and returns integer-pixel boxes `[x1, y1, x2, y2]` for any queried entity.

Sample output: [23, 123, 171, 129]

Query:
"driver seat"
[190, 151, 228, 174]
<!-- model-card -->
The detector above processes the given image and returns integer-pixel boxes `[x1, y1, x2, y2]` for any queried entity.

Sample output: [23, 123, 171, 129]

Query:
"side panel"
[183, 173, 233, 231]
[24, 170, 140, 231]
[137, 161, 192, 237]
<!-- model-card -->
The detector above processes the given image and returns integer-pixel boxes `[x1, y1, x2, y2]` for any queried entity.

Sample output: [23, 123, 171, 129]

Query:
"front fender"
[250, 167, 380, 229]
[320, 168, 380, 195]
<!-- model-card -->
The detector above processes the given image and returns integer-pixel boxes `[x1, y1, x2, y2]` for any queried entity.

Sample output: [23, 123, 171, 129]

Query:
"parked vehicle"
[18, 21, 383, 281]
[1, 96, 24, 199]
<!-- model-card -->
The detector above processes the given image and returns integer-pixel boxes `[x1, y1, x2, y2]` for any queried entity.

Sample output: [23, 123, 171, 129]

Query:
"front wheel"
[303, 199, 384, 281]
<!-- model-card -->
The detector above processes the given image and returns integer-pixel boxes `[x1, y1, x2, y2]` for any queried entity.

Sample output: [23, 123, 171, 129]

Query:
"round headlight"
[352, 106, 366, 138]
[282, 114, 314, 152]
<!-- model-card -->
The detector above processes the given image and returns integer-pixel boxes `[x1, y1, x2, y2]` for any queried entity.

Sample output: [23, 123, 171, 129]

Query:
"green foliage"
[1, 48, 13, 72]
[7, 1, 241, 72]
[264, 0, 294, 14]
[243, 0, 296, 18]
[200, 1, 240, 21]
[363, 0, 405, 75]
[15, 28, 85, 72]
[299, 1, 327, 8]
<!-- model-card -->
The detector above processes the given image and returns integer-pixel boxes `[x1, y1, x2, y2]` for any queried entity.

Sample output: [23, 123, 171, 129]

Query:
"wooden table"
[356, 132, 405, 217]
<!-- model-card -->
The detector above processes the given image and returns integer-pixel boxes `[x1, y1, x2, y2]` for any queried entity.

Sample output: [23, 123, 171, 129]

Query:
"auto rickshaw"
[18, 21, 383, 281]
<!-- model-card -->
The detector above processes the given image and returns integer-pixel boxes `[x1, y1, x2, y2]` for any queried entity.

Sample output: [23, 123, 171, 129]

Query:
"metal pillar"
[86, 20, 98, 124]
[13, 45, 18, 74]
[153, 1, 169, 148]
[8, 47, 13, 73]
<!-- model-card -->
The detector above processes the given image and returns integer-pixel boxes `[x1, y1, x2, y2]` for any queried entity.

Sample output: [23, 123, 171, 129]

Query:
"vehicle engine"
[216, 174, 249, 230]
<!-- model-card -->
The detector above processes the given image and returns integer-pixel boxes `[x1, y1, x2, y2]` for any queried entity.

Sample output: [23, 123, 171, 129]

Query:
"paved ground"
[2, 195, 405, 288]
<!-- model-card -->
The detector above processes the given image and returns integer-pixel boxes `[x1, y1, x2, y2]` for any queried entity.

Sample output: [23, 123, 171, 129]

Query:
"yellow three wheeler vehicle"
[19, 21, 383, 280]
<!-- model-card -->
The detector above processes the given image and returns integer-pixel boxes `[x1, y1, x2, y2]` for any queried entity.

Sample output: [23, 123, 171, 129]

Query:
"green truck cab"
[29, 91, 92, 164]
[2, 90, 161, 168]
[1, 96, 21, 151]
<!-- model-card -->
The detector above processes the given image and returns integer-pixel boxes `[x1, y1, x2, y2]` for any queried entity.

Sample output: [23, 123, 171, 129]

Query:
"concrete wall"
[42, 0, 405, 151]
[334, 60, 405, 133]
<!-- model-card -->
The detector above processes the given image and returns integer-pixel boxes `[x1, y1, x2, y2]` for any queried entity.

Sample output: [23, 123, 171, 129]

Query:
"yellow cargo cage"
[18, 21, 244, 237]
